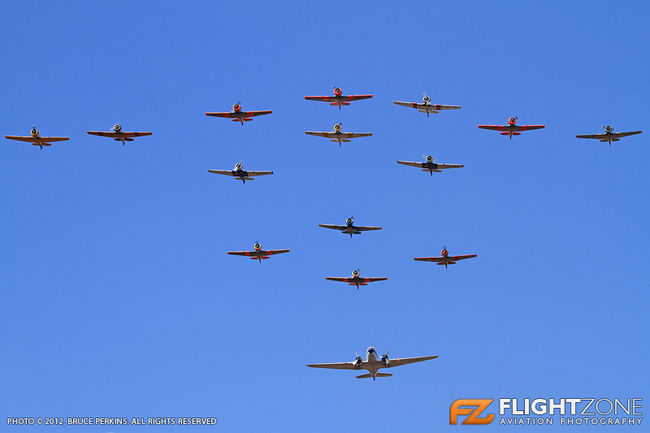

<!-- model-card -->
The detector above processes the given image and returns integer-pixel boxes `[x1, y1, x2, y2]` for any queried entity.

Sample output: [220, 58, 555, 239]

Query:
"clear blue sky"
[1, 1, 648, 431]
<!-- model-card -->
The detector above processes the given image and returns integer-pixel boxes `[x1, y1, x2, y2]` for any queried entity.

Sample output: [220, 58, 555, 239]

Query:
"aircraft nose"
[368, 347, 374, 353]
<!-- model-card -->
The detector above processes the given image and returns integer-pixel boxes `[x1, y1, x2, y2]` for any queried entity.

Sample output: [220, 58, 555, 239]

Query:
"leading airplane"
[393, 95, 461, 117]
[208, 162, 273, 184]
[86, 124, 152, 145]
[304, 87, 373, 109]
[414, 247, 477, 268]
[227, 242, 289, 263]
[5, 127, 69, 149]
[478, 117, 545, 139]
[397, 155, 464, 175]
[305, 123, 372, 146]
[307, 347, 438, 380]
[576, 125, 642, 146]
[325, 269, 387, 290]
[205, 102, 272, 125]
[318, 217, 382, 238]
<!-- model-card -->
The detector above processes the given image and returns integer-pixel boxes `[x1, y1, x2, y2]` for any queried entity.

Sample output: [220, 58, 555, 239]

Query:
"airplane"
[227, 242, 289, 263]
[205, 102, 272, 125]
[393, 95, 461, 117]
[397, 155, 464, 175]
[304, 123, 372, 146]
[318, 217, 382, 238]
[304, 87, 373, 110]
[86, 124, 152, 145]
[5, 127, 69, 149]
[576, 125, 642, 146]
[478, 117, 545, 139]
[208, 162, 273, 184]
[414, 247, 477, 268]
[307, 347, 438, 380]
[325, 269, 387, 290]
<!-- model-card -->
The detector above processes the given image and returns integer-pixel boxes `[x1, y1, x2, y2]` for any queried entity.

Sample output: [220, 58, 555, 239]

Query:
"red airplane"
[478, 117, 545, 139]
[325, 269, 387, 290]
[227, 242, 289, 263]
[205, 102, 272, 125]
[413, 247, 477, 268]
[304, 87, 373, 109]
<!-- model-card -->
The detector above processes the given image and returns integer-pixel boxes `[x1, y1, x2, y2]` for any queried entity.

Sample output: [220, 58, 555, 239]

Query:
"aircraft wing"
[384, 355, 438, 368]
[208, 170, 236, 176]
[613, 131, 642, 138]
[306, 362, 359, 370]
[478, 125, 505, 131]
[87, 131, 152, 138]
[242, 110, 272, 117]
[340, 132, 372, 138]
[6, 136, 69, 142]
[318, 224, 345, 231]
[246, 171, 273, 177]
[263, 249, 290, 255]
[436, 163, 464, 169]
[304, 96, 333, 102]
[227, 251, 253, 256]
[362, 277, 388, 283]
[576, 133, 605, 139]
[343, 94, 373, 101]
[516, 125, 545, 131]
[325, 277, 351, 283]
[355, 226, 382, 231]
[449, 254, 477, 261]
[205, 112, 236, 118]
[305, 131, 333, 138]
[397, 160, 423, 168]
[413, 256, 443, 262]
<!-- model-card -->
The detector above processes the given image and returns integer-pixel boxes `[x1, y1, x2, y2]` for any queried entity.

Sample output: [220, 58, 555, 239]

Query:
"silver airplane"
[393, 95, 461, 117]
[86, 124, 152, 145]
[318, 217, 382, 238]
[576, 125, 642, 146]
[307, 347, 438, 380]
[208, 162, 273, 184]
[397, 155, 464, 175]
[305, 123, 372, 146]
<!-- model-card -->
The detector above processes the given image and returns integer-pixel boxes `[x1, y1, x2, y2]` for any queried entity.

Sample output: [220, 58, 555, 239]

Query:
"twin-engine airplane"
[318, 217, 382, 238]
[478, 117, 545, 139]
[304, 87, 373, 110]
[397, 155, 464, 175]
[305, 123, 372, 146]
[393, 95, 461, 117]
[307, 347, 438, 380]
[576, 125, 642, 146]
[205, 102, 272, 125]
[227, 242, 289, 263]
[208, 162, 273, 184]
[86, 124, 152, 145]
[5, 127, 69, 149]
[325, 269, 387, 289]
[414, 247, 477, 268]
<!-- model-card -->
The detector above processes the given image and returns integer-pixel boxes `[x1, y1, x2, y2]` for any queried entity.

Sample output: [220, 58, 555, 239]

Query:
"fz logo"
[450, 399, 495, 425]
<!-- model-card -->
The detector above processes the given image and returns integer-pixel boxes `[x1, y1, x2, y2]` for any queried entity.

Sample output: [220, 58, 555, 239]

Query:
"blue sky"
[1, 0, 648, 431]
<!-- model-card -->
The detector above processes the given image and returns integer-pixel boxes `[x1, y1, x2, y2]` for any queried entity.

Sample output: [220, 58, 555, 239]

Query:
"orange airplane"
[205, 102, 272, 125]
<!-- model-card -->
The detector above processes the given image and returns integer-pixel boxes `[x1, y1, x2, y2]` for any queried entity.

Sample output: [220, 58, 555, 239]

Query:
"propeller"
[353, 352, 362, 367]
[422, 92, 430, 103]
[381, 349, 390, 365]
[423, 154, 435, 162]
[602, 125, 614, 133]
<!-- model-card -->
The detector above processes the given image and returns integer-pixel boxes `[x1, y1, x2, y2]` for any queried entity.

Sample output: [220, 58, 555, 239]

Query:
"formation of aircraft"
[5, 127, 69, 149]
[227, 242, 289, 263]
[318, 217, 382, 238]
[393, 95, 461, 117]
[325, 269, 388, 289]
[397, 155, 463, 175]
[304, 123, 372, 146]
[86, 124, 152, 145]
[205, 102, 272, 125]
[208, 162, 273, 184]
[414, 247, 478, 268]
[304, 87, 373, 110]
[576, 125, 643, 146]
[478, 117, 546, 139]
[307, 347, 438, 380]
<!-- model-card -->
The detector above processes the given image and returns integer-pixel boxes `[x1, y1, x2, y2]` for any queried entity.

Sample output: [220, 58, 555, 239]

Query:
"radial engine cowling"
[113, 124, 122, 133]
[334, 123, 342, 132]
[604, 125, 612, 133]
[334, 87, 342, 96]
[423, 95, 431, 103]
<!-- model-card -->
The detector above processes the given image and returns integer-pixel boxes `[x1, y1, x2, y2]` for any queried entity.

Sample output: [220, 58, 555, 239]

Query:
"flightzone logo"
[450, 398, 643, 426]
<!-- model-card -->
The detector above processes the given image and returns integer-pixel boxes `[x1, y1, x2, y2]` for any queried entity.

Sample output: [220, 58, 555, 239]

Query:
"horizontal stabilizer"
[356, 373, 393, 379]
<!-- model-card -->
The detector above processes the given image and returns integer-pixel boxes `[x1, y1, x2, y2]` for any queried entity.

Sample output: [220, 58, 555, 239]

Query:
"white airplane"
[576, 125, 642, 146]
[393, 95, 461, 117]
[307, 347, 438, 380]
[5, 127, 69, 149]
[208, 162, 273, 184]
[397, 155, 464, 175]
[305, 123, 372, 146]
[86, 124, 152, 145]
[318, 217, 382, 238]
